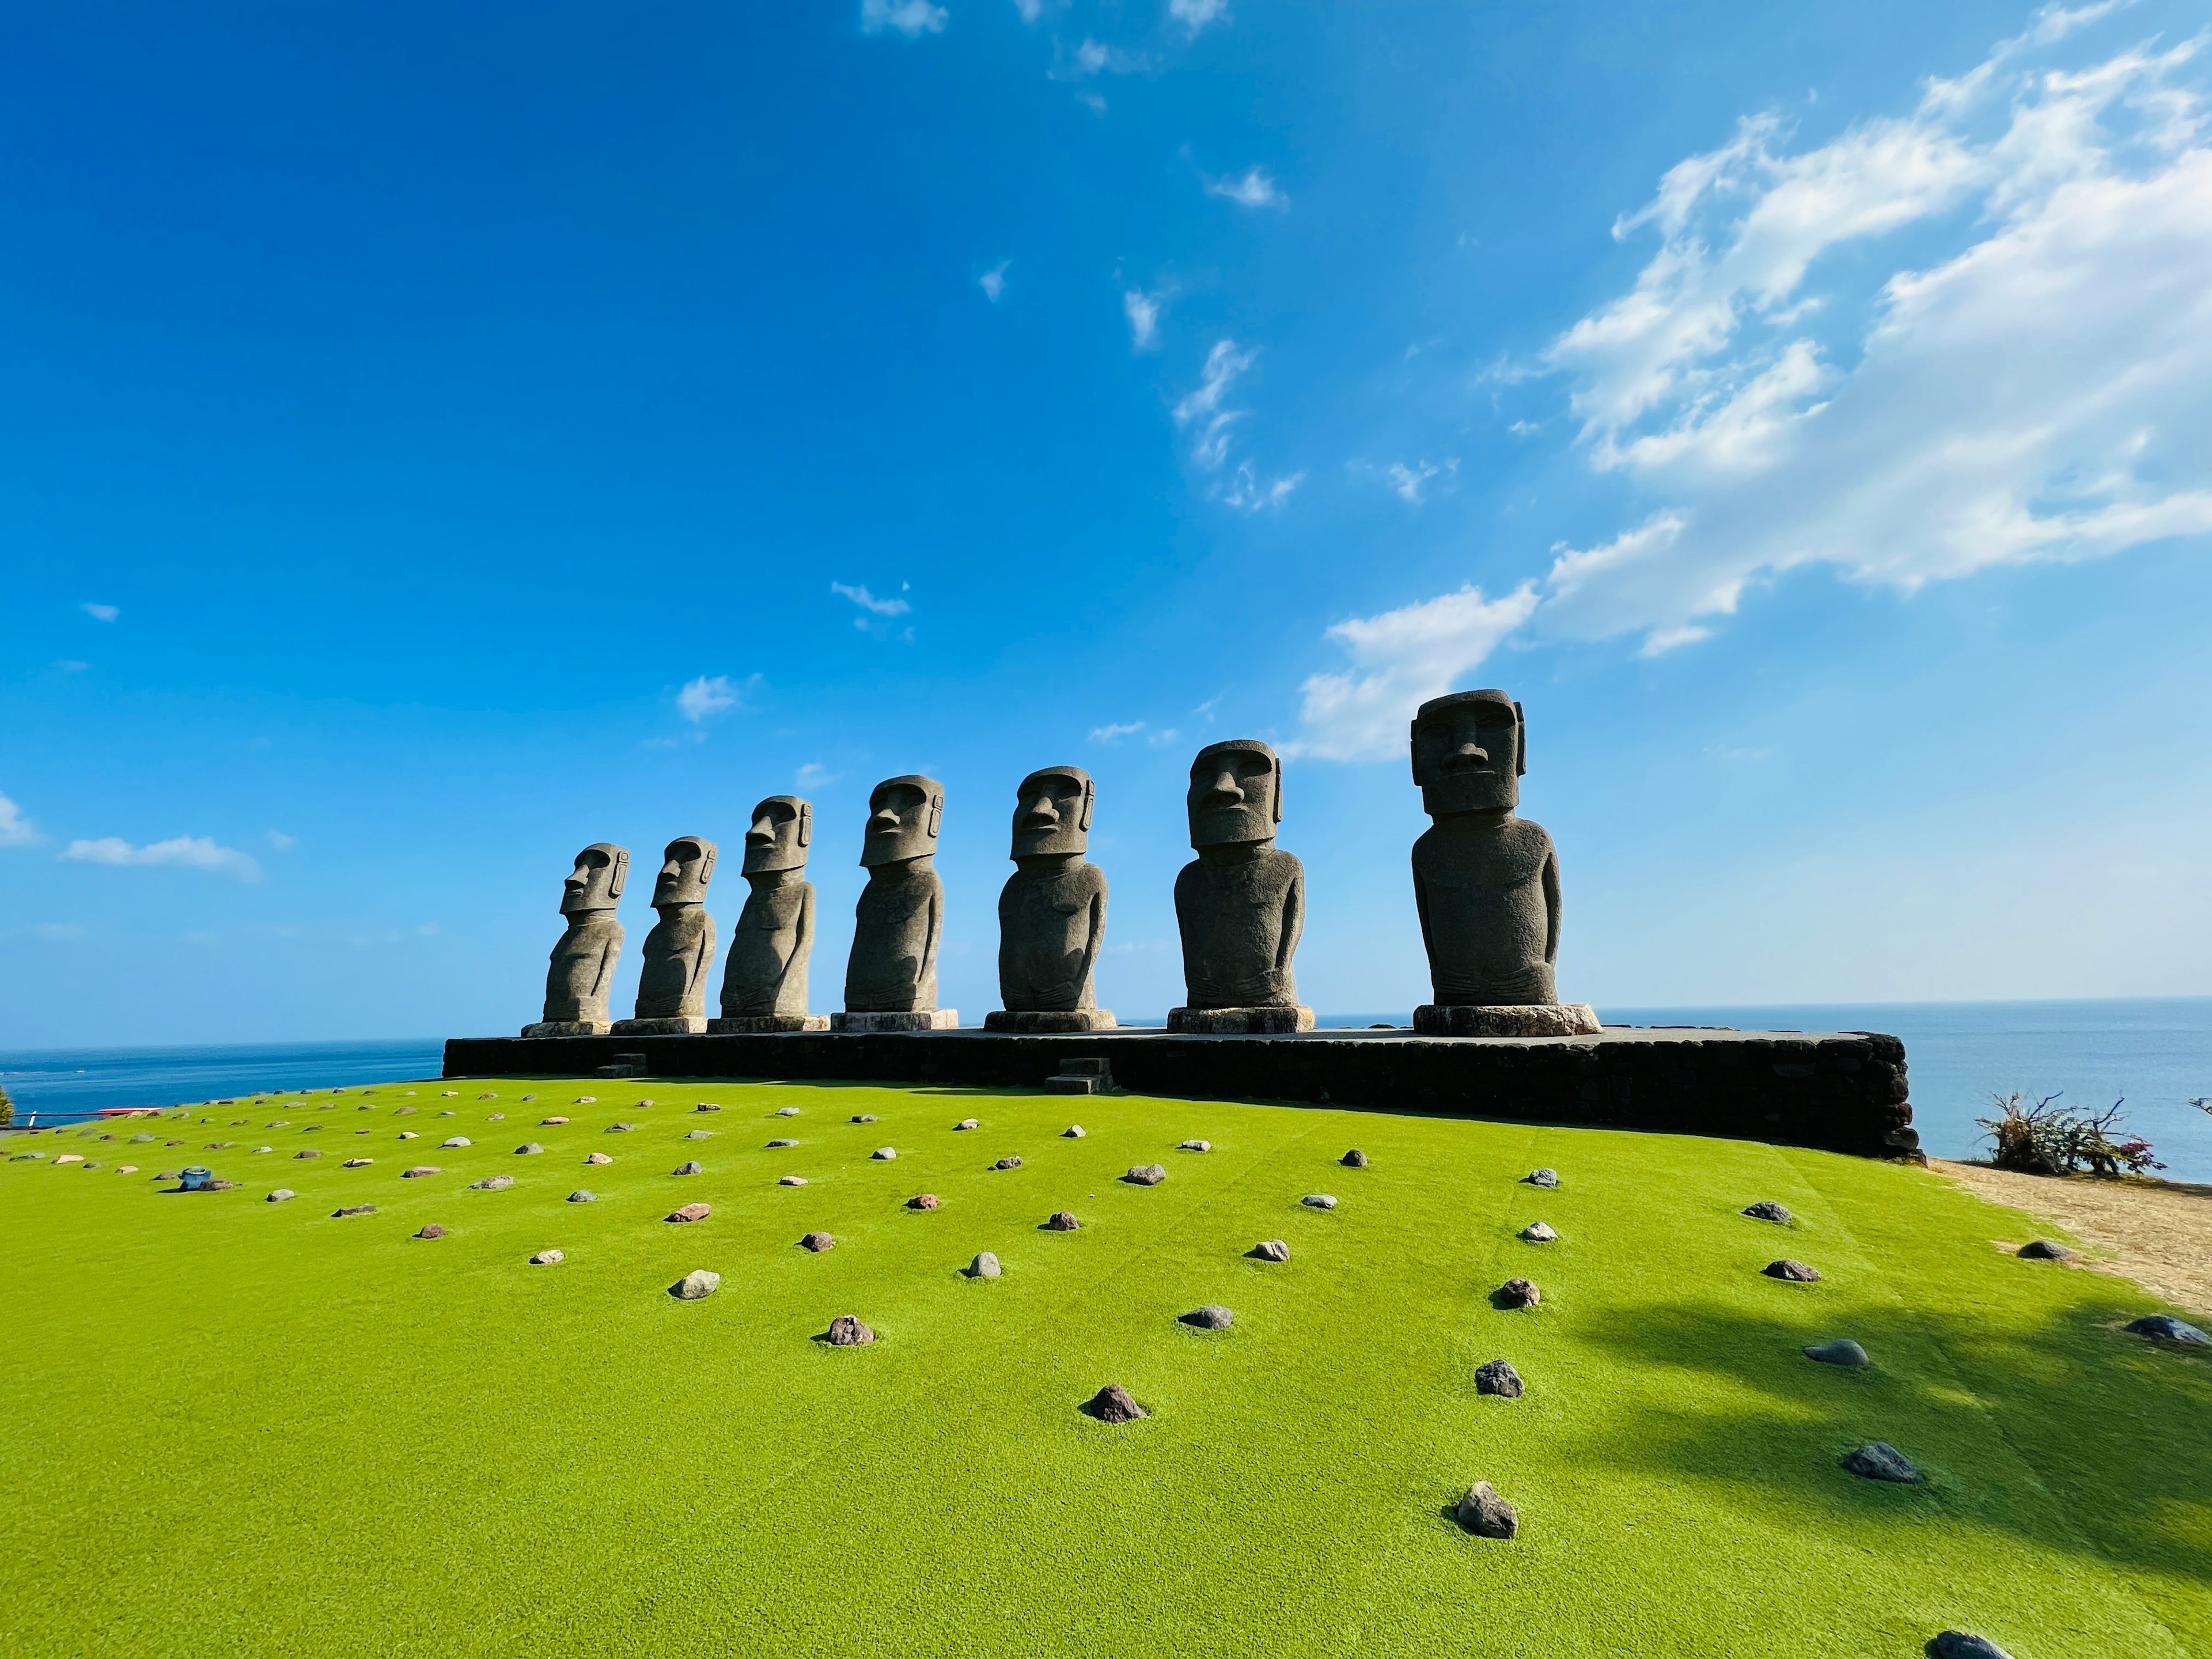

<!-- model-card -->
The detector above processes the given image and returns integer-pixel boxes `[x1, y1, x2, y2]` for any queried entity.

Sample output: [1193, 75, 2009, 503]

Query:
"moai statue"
[520, 843, 628, 1037]
[610, 836, 718, 1035]
[1167, 739, 1313, 1033]
[709, 796, 828, 1033]
[1408, 690, 1599, 1036]
[984, 765, 1115, 1032]
[832, 775, 957, 1031]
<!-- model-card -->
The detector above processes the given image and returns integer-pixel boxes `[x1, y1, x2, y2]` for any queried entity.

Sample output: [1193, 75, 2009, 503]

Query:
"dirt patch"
[1933, 1160, 2212, 1323]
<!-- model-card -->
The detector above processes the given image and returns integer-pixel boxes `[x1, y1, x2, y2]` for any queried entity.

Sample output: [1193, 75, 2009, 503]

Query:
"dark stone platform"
[444, 1025, 1917, 1161]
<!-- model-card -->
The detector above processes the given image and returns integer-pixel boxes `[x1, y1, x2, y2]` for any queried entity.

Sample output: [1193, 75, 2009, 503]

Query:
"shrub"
[1979, 1090, 2162, 1177]
[0, 1084, 12, 1128]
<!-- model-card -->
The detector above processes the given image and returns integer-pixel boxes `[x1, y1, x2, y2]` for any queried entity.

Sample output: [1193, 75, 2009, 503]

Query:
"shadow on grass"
[1570, 1293, 2212, 1581]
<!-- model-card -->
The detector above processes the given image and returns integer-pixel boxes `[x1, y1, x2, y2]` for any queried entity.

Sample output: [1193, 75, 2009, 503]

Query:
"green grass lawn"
[3, 1078, 2207, 1657]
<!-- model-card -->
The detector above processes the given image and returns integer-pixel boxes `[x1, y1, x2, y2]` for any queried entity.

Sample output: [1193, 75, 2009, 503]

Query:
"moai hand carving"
[1168, 740, 1313, 1033]
[986, 765, 1115, 1032]
[521, 843, 627, 1036]
[834, 776, 957, 1031]
[1408, 691, 1598, 1036]
[612, 836, 718, 1035]
[710, 796, 828, 1032]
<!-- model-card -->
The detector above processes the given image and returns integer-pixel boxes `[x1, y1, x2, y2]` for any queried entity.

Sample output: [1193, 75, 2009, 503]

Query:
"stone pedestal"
[985, 1009, 1118, 1033]
[707, 1014, 830, 1033]
[832, 1009, 960, 1032]
[609, 1016, 709, 1036]
[1414, 1003, 1600, 1037]
[520, 1020, 610, 1038]
[1168, 1005, 1315, 1035]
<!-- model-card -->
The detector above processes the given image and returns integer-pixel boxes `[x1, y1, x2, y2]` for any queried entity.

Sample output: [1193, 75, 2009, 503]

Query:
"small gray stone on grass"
[851, 1113, 879, 1124]
[824, 1313, 874, 1346]
[1340, 1149, 1368, 1168]
[1841, 1441, 1921, 1483]
[1804, 1338, 1871, 1368]
[672, 1160, 703, 1176]
[672, 1269, 721, 1300]
[415, 1223, 446, 1239]
[2017, 1239, 2071, 1260]
[969, 1251, 1001, 1279]
[1044, 1210, 1080, 1232]
[684, 1130, 714, 1141]
[586, 1152, 613, 1165]
[441, 1136, 471, 1149]
[1455, 1481, 1518, 1539]
[2126, 1314, 2210, 1346]
[1084, 1383, 1146, 1423]
[1765, 1259, 1821, 1282]
[871, 1146, 897, 1161]
[1475, 1359, 1524, 1397]
[515, 1142, 544, 1156]
[775, 1107, 800, 1118]
[668, 1202, 711, 1223]
[779, 1175, 808, 1187]
[993, 1156, 1023, 1171]
[1743, 1200, 1793, 1224]
[470, 1174, 516, 1191]
[1180, 1304, 1233, 1330]
[1300, 1194, 1337, 1210]
[1124, 1164, 1165, 1185]
[1522, 1168, 1559, 1188]
[1250, 1239, 1290, 1262]
[1926, 1633, 2014, 1659]
[1062, 1124, 1085, 1138]
[801, 1230, 836, 1252]
[569, 1189, 596, 1203]
[1495, 1278, 1541, 1309]
[333, 1203, 376, 1218]
[529, 1248, 565, 1266]
[1179, 1139, 1211, 1152]
[266, 1188, 295, 1203]
[907, 1192, 940, 1210]
[767, 1138, 798, 1149]
[1519, 1222, 1556, 1243]
[955, 1118, 979, 1130]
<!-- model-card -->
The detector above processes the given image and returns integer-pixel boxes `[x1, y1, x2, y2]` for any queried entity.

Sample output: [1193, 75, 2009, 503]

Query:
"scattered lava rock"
[2017, 1239, 2072, 1260]
[824, 1314, 875, 1346]
[516, 1143, 545, 1156]
[1519, 1222, 1557, 1243]
[415, 1224, 446, 1239]
[1301, 1194, 1338, 1210]
[1455, 1482, 1518, 1539]
[1765, 1259, 1822, 1283]
[672, 1160, 703, 1176]
[969, 1251, 1002, 1279]
[333, 1204, 377, 1218]
[1927, 1633, 2015, 1659]
[529, 1249, 565, 1266]
[684, 1130, 714, 1141]
[1250, 1239, 1290, 1261]
[569, 1190, 597, 1203]
[668, 1202, 711, 1223]
[1124, 1164, 1166, 1185]
[1743, 1201, 1793, 1224]
[775, 1107, 800, 1118]
[993, 1156, 1024, 1171]
[441, 1137, 471, 1149]
[295, 1150, 323, 1160]
[1083, 1383, 1146, 1423]
[1841, 1442, 1922, 1483]
[851, 1113, 879, 1124]
[470, 1173, 516, 1191]
[955, 1118, 979, 1130]
[767, 1138, 799, 1149]
[585, 1152, 613, 1165]
[2126, 1314, 2211, 1346]
[1179, 1139, 1211, 1152]
[266, 1188, 295, 1203]
[1522, 1168, 1559, 1188]
[1475, 1359, 1525, 1397]
[1180, 1305, 1233, 1331]
[1062, 1125, 1086, 1138]
[1804, 1338, 1872, 1368]
[800, 1231, 836, 1252]
[1495, 1278, 1541, 1310]
[871, 1147, 897, 1161]
[1044, 1211, 1080, 1232]
[1340, 1149, 1369, 1168]
[907, 1193, 941, 1210]
[671, 1269, 721, 1300]
[779, 1175, 808, 1187]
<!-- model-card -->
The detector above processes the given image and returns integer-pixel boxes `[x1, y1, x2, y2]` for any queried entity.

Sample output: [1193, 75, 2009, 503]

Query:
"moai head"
[1186, 740, 1282, 850]
[861, 775, 944, 868]
[1010, 765, 1093, 859]
[743, 796, 812, 876]
[651, 836, 717, 905]
[559, 843, 628, 914]
[1411, 689, 1524, 816]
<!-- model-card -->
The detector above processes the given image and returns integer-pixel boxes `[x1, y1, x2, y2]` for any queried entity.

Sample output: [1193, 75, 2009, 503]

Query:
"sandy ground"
[1933, 1159, 2212, 1323]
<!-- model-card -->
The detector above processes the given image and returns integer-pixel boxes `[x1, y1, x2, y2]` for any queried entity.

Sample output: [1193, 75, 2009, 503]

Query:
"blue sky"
[4, 0, 2210, 1047]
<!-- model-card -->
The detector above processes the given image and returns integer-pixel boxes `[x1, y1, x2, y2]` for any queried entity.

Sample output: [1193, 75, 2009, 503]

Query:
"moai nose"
[1204, 768, 1242, 804]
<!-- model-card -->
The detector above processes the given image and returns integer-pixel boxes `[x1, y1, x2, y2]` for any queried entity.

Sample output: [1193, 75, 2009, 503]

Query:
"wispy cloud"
[1123, 287, 1164, 350]
[860, 0, 948, 37]
[831, 581, 913, 618]
[1224, 464, 1304, 511]
[1385, 459, 1457, 503]
[1090, 721, 1146, 743]
[1172, 339, 1256, 469]
[266, 829, 296, 850]
[796, 761, 838, 789]
[1010, 0, 1044, 20]
[0, 791, 37, 848]
[1169, 0, 1230, 34]
[1203, 165, 1286, 209]
[1291, 584, 1541, 762]
[677, 673, 760, 723]
[979, 259, 1010, 302]
[62, 835, 262, 882]
[81, 603, 119, 622]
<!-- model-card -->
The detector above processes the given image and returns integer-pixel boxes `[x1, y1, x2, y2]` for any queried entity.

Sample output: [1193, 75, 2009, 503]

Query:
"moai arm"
[1412, 859, 1435, 972]
[683, 914, 716, 1005]
[923, 880, 944, 984]
[589, 930, 621, 1005]
[1078, 878, 1108, 998]
[785, 884, 816, 999]
[1541, 844, 1561, 967]
[1277, 863, 1305, 978]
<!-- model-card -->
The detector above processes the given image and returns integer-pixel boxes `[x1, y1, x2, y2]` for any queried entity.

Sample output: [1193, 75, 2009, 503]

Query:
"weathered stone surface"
[767, 1138, 798, 1149]
[471, 1174, 516, 1191]
[1415, 1003, 1600, 1037]
[844, 775, 947, 1016]
[1805, 1338, 1871, 1368]
[1495, 1278, 1541, 1309]
[1743, 1201, 1793, 1224]
[530, 1248, 566, 1266]
[1301, 1194, 1337, 1210]
[1455, 1480, 1518, 1539]
[1167, 1005, 1315, 1034]
[801, 1231, 836, 1252]
[1044, 1210, 1080, 1231]
[403, 1165, 442, 1178]
[1522, 1167, 1558, 1188]
[956, 1117, 980, 1130]
[988, 1008, 1119, 1032]
[267, 1188, 295, 1202]
[1180, 1304, 1233, 1330]
[717, 796, 820, 1025]
[1172, 740, 1305, 1024]
[1340, 1149, 1369, 1168]
[1179, 1139, 1212, 1152]
[1125, 1163, 1166, 1185]
[1063, 1124, 1086, 1138]
[1926, 1632, 2016, 1659]
[334, 1203, 377, 1218]
[2127, 1314, 2211, 1346]
[672, 1160, 703, 1176]
[416, 1223, 446, 1238]
[668, 1201, 712, 1222]
[516, 1142, 545, 1156]
[1475, 1359, 1525, 1398]
[1765, 1259, 1822, 1282]
[441, 1136, 471, 1149]
[526, 845, 628, 1035]
[825, 1313, 875, 1346]
[1840, 1442, 1921, 1483]
[586, 1151, 613, 1165]
[343, 1157, 374, 1168]
[672, 1268, 722, 1300]
[995, 765, 1113, 1025]
[569, 1189, 597, 1203]
[2017, 1239, 2072, 1260]
[871, 1146, 896, 1161]
[969, 1251, 1002, 1278]
[907, 1192, 940, 1210]
[1250, 1238, 1290, 1261]
[993, 1155, 1024, 1171]
[612, 836, 718, 1033]
[1084, 1383, 1146, 1423]
[1519, 1222, 1557, 1243]
[779, 1175, 807, 1186]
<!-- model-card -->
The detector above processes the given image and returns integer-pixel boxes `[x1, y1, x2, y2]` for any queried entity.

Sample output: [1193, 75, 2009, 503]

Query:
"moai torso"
[721, 875, 816, 1018]
[846, 863, 943, 1012]
[1174, 845, 1304, 1009]
[634, 904, 716, 1018]
[544, 914, 623, 1023]
[999, 858, 1107, 1012]
[1412, 817, 1559, 1005]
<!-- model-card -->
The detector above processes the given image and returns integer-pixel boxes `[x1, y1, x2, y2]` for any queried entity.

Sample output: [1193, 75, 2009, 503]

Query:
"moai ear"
[927, 792, 943, 838]
[698, 844, 717, 886]
[1079, 778, 1095, 831]
[609, 848, 629, 899]
[797, 802, 811, 849]
[1514, 700, 1527, 777]
[1409, 716, 1423, 787]
[1271, 755, 1284, 824]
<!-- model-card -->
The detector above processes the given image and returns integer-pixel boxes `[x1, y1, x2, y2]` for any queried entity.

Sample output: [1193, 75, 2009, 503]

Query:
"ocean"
[5, 999, 2207, 1181]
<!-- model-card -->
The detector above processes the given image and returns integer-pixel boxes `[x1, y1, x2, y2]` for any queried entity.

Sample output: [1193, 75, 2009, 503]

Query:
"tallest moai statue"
[1408, 690, 1599, 1037]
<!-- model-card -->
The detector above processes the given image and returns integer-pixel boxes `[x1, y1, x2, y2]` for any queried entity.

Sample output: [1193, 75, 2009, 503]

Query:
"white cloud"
[266, 830, 296, 850]
[1170, 0, 1229, 33]
[1203, 165, 1286, 209]
[1090, 721, 1146, 743]
[831, 580, 914, 618]
[0, 791, 37, 847]
[1533, 25, 2212, 652]
[1224, 464, 1304, 510]
[1011, 0, 1044, 19]
[1173, 339, 1256, 469]
[1053, 36, 1149, 81]
[62, 835, 262, 882]
[677, 673, 759, 723]
[796, 762, 838, 789]
[81, 603, 119, 622]
[979, 260, 1010, 302]
[860, 0, 947, 37]
[1386, 458, 1457, 503]
[1290, 583, 1541, 762]
[1123, 287, 1164, 350]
